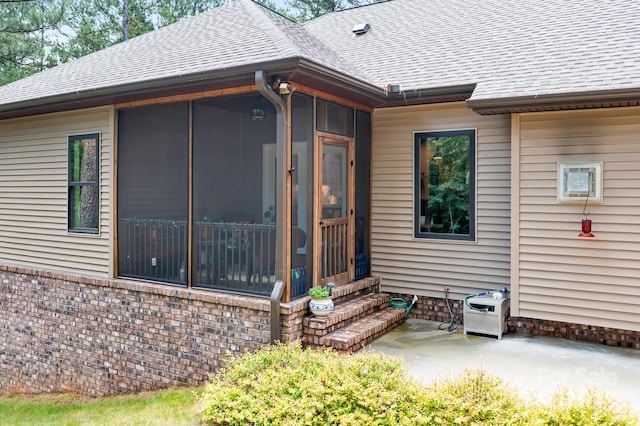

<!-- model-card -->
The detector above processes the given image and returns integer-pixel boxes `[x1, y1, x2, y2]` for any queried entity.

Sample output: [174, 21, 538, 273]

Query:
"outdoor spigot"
[326, 282, 335, 296]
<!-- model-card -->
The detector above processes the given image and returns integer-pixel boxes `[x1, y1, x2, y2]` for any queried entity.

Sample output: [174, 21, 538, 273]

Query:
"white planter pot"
[309, 297, 334, 317]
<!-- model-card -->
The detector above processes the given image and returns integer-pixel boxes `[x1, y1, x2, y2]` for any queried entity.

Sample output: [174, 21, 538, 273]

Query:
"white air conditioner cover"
[463, 296, 509, 339]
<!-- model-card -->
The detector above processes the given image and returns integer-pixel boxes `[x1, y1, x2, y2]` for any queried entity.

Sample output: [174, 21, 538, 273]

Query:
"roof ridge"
[239, 0, 301, 57]
[240, 0, 374, 82]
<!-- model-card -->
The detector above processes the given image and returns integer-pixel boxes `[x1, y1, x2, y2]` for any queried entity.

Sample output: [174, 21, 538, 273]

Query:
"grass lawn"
[0, 387, 202, 426]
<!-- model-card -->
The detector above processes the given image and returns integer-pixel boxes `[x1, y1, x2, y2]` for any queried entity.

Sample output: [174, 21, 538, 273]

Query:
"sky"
[269, 0, 290, 10]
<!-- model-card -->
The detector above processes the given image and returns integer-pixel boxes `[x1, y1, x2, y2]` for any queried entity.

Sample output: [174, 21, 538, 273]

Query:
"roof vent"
[387, 84, 401, 94]
[352, 23, 371, 35]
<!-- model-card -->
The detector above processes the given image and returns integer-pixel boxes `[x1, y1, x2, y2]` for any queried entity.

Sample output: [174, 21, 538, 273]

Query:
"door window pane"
[322, 144, 347, 219]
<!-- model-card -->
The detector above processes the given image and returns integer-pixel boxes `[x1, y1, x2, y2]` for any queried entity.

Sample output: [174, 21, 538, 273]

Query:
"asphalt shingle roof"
[0, 0, 639, 113]
[304, 0, 640, 103]
[0, 0, 367, 112]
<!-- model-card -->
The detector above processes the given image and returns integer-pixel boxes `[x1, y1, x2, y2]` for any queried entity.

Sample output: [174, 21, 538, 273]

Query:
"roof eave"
[291, 58, 386, 106]
[0, 58, 303, 120]
[0, 57, 392, 119]
[467, 88, 640, 115]
[374, 84, 477, 108]
[286, 63, 477, 109]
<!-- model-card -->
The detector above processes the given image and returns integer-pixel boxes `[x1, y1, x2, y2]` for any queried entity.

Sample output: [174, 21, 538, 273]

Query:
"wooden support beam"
[115, 85, 257, 109]
[291, 83, 374, 113]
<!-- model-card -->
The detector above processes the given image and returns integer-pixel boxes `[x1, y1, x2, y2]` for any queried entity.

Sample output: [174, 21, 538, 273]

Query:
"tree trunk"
[122, 0, 129, 41]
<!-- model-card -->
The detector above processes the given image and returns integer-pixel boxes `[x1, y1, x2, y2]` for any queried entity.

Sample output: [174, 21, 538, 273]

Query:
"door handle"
[319, 220, 325, 225]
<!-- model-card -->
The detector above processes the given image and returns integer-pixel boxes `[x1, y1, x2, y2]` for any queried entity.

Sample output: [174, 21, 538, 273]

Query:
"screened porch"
[116, 90, 370, 301]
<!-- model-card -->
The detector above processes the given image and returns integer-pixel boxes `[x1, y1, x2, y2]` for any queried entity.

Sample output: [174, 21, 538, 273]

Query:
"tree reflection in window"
[68, 133, 99, 233]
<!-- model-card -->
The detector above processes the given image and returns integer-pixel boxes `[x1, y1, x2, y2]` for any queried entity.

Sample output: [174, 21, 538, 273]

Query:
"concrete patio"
[368, 319, 640, 410]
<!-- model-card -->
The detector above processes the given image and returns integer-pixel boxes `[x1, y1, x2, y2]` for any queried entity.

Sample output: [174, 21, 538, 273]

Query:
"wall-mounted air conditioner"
[557, 162, 603, 203]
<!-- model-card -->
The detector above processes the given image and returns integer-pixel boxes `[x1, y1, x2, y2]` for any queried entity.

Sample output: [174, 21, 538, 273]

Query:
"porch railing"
[118, 218, 188, 285]
[320, 219, 349, 283]
[118, 218, 277, 296]
[194, 221, 276, 296]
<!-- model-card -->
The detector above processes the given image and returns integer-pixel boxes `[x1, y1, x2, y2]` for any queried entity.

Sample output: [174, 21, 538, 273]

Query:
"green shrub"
[426, 368, 528, 425]
[199, 344, 638, 426]
[199, 343, 434, 425]
[531, 389, 638, 426]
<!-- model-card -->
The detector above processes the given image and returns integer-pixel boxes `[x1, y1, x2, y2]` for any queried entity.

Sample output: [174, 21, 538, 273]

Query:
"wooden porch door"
[315, 134, 355, 286]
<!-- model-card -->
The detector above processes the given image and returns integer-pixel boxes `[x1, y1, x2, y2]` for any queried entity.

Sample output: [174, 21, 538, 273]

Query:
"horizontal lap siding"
[372, 103, 511, 299]
[0, 107, 112, 276]
[517, 107, 640, 331]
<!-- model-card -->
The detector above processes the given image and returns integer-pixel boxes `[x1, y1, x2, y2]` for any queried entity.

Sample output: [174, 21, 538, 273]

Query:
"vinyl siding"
[515, 106, 640, 331]
[0, 106, 112, 276]
[371, 102, 511, 299]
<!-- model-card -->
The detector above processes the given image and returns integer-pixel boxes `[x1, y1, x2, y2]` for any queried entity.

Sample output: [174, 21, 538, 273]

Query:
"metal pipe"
[256, 70, 287, 344]
[255, 70, 287, 286]
[270, 280, 285, 344]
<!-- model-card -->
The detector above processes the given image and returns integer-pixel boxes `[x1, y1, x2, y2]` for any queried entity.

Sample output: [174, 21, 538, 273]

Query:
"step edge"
[304, 293, 392, 328]
[318, 308, 406, 347]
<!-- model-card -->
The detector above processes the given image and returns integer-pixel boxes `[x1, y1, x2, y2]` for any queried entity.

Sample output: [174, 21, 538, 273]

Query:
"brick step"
[304, 293, 390, 338]
[330, 277, 380, 305]
[313, 307, 406, 354]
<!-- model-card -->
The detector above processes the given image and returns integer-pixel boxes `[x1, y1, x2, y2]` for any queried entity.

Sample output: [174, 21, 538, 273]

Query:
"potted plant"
[308, 283, 334, 317]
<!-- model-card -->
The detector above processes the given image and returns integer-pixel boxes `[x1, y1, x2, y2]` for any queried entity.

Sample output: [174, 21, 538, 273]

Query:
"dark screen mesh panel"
[355, 110, 371, 279]
[192, 95, 277, 296]
[316, 99, 354, 137]
[290, 93, 314, 299]
[117, 102, 189, 285]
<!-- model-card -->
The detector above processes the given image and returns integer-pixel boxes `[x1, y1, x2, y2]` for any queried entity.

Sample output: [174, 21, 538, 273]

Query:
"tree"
[0, 0, 66, 85]
[285, 0, 377, 22]
[426, 135, 471, 234]
[1, 0, 378, 86]
[54, 0, 231, 63]
[55, 0, 153, 62]
[153, 0, 227, 27]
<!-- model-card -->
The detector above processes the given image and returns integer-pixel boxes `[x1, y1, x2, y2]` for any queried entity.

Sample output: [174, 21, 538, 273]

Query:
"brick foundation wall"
[279, 299, 307, 344]
[389, 293, 465, 324]
[509, 317, 640, 349]
[393, 293, 640, 349]
[0, 265, 272, 396]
